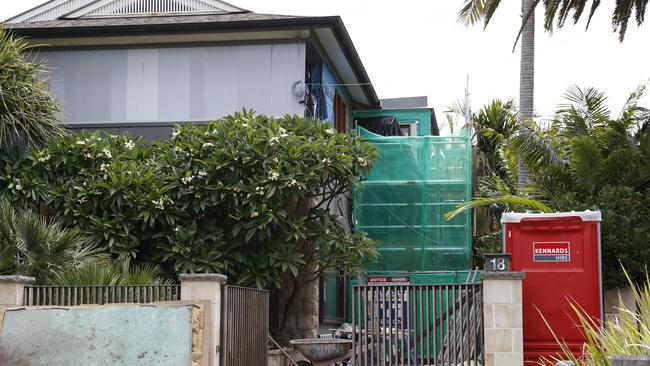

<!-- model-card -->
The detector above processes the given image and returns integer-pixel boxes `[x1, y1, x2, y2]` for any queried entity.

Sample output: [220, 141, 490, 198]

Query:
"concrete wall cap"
[610, 355, 650, 360]
[178, 273, 227, 283]
[481, 271, 526, 281]
[0, 275, 36, 284]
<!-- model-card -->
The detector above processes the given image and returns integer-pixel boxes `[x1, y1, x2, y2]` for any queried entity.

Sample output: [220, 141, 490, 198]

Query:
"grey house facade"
[6, 0, 380, 139]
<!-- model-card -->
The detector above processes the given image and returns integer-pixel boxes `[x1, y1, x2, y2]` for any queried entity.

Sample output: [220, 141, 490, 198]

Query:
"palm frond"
[458, 0, 488, 26]
[0, 198, 102, 281]
[618, 83, 648, 124]
[0, 27, 64, 149]
[483, 0, 505, 27]
[444, 195, 552, 220]
[509, 127, 567, 174]
[556, 85, 610, 137]
[569, 136, 604, 194]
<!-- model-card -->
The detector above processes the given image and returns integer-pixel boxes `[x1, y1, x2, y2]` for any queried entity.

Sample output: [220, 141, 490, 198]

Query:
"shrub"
[552, 187, 650, 289]
[0, 27, 63, 148]
[0, 198, 100, 282]
[0, 112, 379, 289]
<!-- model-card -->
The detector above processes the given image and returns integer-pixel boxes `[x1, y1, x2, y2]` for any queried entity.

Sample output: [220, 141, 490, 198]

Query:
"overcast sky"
[2, 1, 649, 132]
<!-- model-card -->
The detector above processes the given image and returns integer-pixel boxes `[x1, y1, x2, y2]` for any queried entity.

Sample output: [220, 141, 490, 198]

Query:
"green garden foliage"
[0, 112, 378, 289]
[452, 86, 650, 289]
[0, 198, 100, 282]
[0, 28, 64, 149]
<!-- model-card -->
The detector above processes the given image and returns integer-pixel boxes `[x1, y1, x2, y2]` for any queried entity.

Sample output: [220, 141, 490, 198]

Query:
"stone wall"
[482, 271, 525, 366]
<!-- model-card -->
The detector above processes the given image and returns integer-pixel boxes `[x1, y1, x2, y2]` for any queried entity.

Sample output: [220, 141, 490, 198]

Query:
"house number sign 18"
[484, 253, 511, 272]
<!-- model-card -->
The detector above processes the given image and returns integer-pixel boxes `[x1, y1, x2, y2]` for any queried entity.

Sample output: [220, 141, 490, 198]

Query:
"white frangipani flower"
[269, 171, 280, 181]
[152, 195, 173, 209]
[124, 140, 135, 150]
[325, 128, 336, 135]
[357, 157, 368, 167]
[37, 150, 50, 162]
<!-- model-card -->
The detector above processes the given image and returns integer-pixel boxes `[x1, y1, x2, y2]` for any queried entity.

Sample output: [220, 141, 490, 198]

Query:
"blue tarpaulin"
[309, 63, 337, 122]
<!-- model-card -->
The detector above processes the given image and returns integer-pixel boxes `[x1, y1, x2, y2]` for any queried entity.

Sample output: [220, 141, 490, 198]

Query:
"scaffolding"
[353, 127, 473, 273]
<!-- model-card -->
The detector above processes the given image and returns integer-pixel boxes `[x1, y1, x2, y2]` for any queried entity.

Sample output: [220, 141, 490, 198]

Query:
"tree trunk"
[278, 265, 319, 340]
[518, 0, 535, 187]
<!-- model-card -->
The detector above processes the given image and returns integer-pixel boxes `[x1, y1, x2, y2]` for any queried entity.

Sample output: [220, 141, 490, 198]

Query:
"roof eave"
[7, 15, 380, 106]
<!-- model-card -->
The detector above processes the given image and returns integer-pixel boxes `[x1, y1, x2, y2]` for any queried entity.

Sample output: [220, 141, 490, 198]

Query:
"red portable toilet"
[501, 211, 603, 364]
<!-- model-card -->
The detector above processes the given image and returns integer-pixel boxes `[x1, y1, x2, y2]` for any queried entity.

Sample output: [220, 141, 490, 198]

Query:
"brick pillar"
[0, 275, 36, 306]
[482, 271, 525, 366]
[179, 273, 227, 366]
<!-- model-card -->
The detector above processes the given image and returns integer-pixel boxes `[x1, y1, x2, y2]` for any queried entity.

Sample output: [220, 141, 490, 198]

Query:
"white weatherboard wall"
[38, 42, 306, 124]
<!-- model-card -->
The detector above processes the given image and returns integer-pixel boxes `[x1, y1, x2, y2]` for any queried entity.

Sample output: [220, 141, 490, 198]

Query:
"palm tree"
[445, 99, 551, 222]
[0, 198, 101, 282]
[459, 0, 537, 186]
[459, 0, 650, 184]
[541, 0, 649, 42]
[447, 84, 650, 219]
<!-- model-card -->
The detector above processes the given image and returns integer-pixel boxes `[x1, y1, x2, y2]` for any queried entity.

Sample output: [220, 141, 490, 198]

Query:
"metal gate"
[351, 283, 483, 365]
[221, 285, 269, 366]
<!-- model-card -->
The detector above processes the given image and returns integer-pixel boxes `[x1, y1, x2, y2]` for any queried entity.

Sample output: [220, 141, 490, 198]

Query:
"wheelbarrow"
[289, 338, 353, 366]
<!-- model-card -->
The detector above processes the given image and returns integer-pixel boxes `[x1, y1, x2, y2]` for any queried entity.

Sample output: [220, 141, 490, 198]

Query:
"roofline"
[7, 15, 380, 106]
[5, 0, 61, 23]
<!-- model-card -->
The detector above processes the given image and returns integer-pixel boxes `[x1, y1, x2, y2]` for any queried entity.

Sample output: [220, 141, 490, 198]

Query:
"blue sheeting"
[321, 64, 337, 122]
[309, 63, 338, 123]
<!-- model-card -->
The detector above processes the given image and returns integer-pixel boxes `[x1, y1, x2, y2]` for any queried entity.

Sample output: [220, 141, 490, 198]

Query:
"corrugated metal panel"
[221, 286, 269, 366]
[85, 0, 228, 17]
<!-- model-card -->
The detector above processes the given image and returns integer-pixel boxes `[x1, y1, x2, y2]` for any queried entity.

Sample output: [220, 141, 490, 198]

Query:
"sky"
[2, 0, 650, 132]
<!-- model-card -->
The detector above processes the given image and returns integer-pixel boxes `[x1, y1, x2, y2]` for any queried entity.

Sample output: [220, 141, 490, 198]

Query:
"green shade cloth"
[354, 127, 473, 272]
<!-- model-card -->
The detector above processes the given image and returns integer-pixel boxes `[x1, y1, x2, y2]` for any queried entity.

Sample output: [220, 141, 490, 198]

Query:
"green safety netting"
[353, 127, 473, 273]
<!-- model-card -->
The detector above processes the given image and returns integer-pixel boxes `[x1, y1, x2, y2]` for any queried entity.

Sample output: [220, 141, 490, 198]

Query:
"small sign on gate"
[366, 276, 410, 329]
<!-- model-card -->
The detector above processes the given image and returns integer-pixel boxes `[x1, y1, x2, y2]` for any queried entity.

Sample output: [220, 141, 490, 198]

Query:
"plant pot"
[268, 347, 308, 366]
